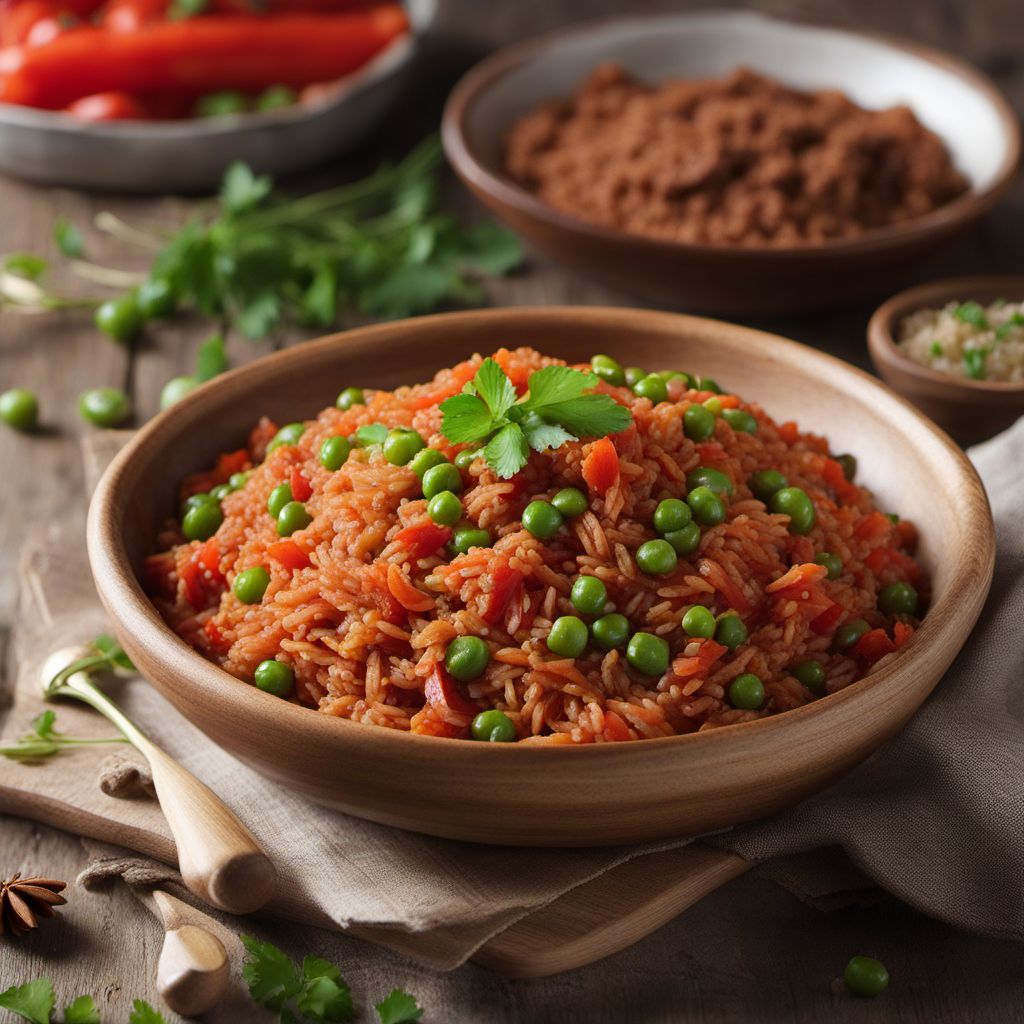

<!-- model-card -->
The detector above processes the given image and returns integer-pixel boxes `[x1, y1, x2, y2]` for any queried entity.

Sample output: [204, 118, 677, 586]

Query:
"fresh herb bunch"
[440, 358, 632, 478]
[0, 981, 167, 1023]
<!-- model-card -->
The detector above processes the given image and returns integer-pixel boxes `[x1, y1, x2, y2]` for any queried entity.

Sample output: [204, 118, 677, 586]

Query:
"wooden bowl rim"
[441, 9, 1021, 263]
[867, 275, 1024, 394]
[88, 306, 994, 759]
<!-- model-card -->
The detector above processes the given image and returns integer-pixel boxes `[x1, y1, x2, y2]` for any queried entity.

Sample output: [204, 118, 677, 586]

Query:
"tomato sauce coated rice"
[146, 347, 926, 743]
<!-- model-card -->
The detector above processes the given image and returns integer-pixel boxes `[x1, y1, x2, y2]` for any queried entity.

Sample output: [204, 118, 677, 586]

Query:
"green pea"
[276, 500, 312, 537]
[591, 354, 626, 387]
[682, 605, 716, 638]
[697, 376, 722, 394]
[770, 487, 816, 535]
[267, 482, 293, 518]
[78, 387, 131, 428]
[0, 388, 38, 432]
[182, 500, 222, 541]
[749, 469, 788, 503]
[471, 709, 516, 742]
[879, 581, 917, 616]
[319, 435, 351, 471]
[136, 277, 176, 320]
[210, 483, 232, 501]
[843, 956, 889, 998]
[659, 370, 694, 388]
[254, 659, 294, 698]
[228, 471, 251, 491]
[551, 487, 587, 518]
[383, 428, 425, 466]
[571, 575, 607, 615]
[624, 366, 647, 387]
[626, 632, 670, 676]
[355, 423, 388, 446]
[336, 387, 365, 410]
[722, 408, 757, 434]
[450, 527, 491, 555]
[266, 422, 305, 453]
[636, 538, 678, 576]
[715, 613, 748, 651]
[427, 490, 462, 526]
[592, 613, 630, 650]
[94, 293, 142, 343]
[664, 522, 701, 556]
[522, 500, 563, 539]
[836, 453, 857, 482]
[683, 404, 716, 441]
[793, 660, 826, 694]
[160, 375, 198, 410]
[409, 447, 447, 479]
[255, 83, 297, 111]
[653, 498, 691, 534]
[835, 618, 870, 650]
[234, 566, 270, 604]
[815, 552, 843, 580]
[423, 462, 462, 499]
[196, 90, 247, 117]
[686, 466, 733, 497]
[547, 616, 589, 658]
[687, 485, 726, 527]
[454, 448, 480, 470]
[445, 635, 490, 681]
[728, 673, 765, 710]
[633, 374, 668, 404]
[181, 492, 218, 518]
[703, 396, 723, 415]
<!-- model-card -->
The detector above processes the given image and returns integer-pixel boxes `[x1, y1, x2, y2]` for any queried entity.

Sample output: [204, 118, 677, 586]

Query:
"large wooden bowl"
[87, 308, 994, 846]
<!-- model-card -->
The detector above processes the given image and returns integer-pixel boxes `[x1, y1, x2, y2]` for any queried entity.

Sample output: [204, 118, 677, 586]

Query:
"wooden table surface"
[1, 0, 1022, 1020]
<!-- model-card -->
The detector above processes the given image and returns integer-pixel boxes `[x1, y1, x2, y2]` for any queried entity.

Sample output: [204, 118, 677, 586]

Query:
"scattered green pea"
[450, 527, 491, 555]
[551, 487, 587, 518]
[522, 500, 563, 539]
[835, 618, 870, 650]
[624, 366, 647, 387]
[267, 483, 292, 518]
[78, 387, 131, 428]
[181, 492, 217, 518]
[683, 404, 716, 441]
[160, 375, 198, 410]
[94, 293, 142, 343]
[571, 575, 607, 615]
[769, 487, 816, 535]
[686, 466, 733, 496]
[749, 469, 788, 503]
[210, 483, 232, 501]
[633, 374, 668, 404]
[722, 408, 757, 434]
[793, 660, 826, 694]
[815, 551, 843, 580]
[682, 605, 716, 638]
[255, 84, 298, 112]
[471, 709, 516, 743]
[591, 354, 626, 386]
[228, 470, 251, 491]
[182, 500, 222, 541]
[592, 612, 630, 650]
[715, 613, 748, 651]
[653, 498, 692, 534]
[0, 388, 38, 432]
[266, 422, 305, 453]
[843, 956, 889, 998]
[276, 500, 312, 537]
[879, 581, 918, 616]
[445, 635, 490, 681]
[547, 615, 589, 658]
[254, 659, 294, 698]
[454, 448, 480, 470]
[626, 631, 670, 676]
[664, 522, 701, 556]
[196, 90, 247, 117]
[319, 435, 351, 471]
[728, 673, 765, 710]
[383, 428, 425, 466]
[422, 462, 462, 499]
[336, 387, 365, 410]
[697, 376, 722, 394]
[233, 566, 270, 604]
[687, 485, 726, 527]
[636, 539, 678, 576]
[703, 396, 723, 415]
[409, 447, 447, 479]
[427, 490, 462, 526]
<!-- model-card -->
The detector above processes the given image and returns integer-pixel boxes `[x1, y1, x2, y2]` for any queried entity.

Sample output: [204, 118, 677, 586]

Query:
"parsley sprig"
[440, 358, 631, 478]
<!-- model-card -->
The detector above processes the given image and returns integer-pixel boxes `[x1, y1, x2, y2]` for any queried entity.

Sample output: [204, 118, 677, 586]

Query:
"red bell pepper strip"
[267, 539, 310, 571]
[393, 521, 451, 560]
[67, 91, 148, 120]
[0, 5, 409, 109]
[482, 564, 522, 625]
[424, 664, 479, 717]
[289, 466, 312, 502]
[581, 437, 619, 496]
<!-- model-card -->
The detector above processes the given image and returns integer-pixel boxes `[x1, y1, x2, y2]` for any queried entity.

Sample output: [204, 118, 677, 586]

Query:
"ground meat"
[503, 64, 969, 247]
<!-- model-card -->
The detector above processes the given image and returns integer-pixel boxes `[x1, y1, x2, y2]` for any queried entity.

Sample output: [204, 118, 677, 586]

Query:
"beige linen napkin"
[2, 421, 1022, 970]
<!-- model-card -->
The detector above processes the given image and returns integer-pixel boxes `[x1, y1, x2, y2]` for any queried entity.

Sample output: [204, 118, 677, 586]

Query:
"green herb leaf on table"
[241, 936, 303, 1011]
[242, 938, 355, 1023]
[63, 994, 101, 1024]
[92, 632, 136, 671]
[4, 253, 49, 281]
[54, 219, 85, 260]
[375, 988, 424, 1024]
[0, 709, 125, 763]
[296, 955, 353, 1022]
[127, 998, 170, 1024]
[0, 979, 55, 1024]
[221, 162, 274, 215]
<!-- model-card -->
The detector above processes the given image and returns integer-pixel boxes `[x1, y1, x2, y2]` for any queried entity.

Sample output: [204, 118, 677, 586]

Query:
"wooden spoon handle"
[157, 923, 230, 1018]
[139, 739, 276, 915]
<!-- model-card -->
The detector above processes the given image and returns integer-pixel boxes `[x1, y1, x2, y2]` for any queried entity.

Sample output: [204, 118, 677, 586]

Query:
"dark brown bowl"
[868, 276, 1024, 445]
[442, 11, 1021, 316]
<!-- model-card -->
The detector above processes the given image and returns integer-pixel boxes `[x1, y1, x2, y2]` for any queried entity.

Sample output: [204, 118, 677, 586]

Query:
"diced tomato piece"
[672, 638, 727, 679]
[894, 519, 918, 552]
[482, 565, 523, 625]
[854, 511, 892, 544]
[809, 601, 843, 635]
[248, 417, 278, 461]
[865, 546, 923, 586]
[203, 618, 230, 653]
[766, 562, 828, 594]
[491, 347, 532, 391]
[216, 449, 249, 479]
[424, 664, 479, 716]
[602, 710, 632, 742]
[181, 539, 224, 609]
[893, 622, 914, 649]
[821, 457, 860, 504]
[779, 421, 800, 444]
[581, 437, 619, 495]
[853, 628, 897, 663]
[393, 522, 451, 559]
[267, 539, 310, 571]
[289, 466, 312, 502]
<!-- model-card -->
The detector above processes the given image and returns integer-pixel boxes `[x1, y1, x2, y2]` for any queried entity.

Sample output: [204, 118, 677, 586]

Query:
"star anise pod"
[0, 873, 67, 937]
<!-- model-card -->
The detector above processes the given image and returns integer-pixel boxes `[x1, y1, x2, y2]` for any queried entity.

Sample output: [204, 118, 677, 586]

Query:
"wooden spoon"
[41, 646, 276, 915]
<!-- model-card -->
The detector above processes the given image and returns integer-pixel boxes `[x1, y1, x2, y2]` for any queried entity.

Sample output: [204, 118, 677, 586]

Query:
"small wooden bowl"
[868, 276, 1024, 445]
[442, 11, 1020, 315]
[87, 307, 994, 846]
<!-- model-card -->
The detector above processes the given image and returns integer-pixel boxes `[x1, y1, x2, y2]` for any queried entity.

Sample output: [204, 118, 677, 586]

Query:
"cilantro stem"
[69, 260, 147, 289]
[94, 211, 167, 250]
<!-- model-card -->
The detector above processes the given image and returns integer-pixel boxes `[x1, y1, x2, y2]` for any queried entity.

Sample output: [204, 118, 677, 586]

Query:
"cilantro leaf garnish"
[441, 358, 631, 478]
[375, 988, 424, 1024]
[0, 980, 55, 1024]
[62, 995, 100, 1024]
[242, 937, 354, 1022]
[53, 218, 85, 260]
[127, 1000, 169, 1024]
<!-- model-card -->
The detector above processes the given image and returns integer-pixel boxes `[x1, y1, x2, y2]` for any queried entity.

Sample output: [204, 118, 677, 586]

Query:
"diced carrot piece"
[766, 562, 828, 593]
[393, 522, 452, 559]
[387, 563, 435, 612]
[672, 638, 727, 679]
[267, 539, 310, 571]
[603, 710, 632, 742]
[893, 622, 914, 649]
[852, 628, 897, 663]
[779, 421, 800, 444]
[581, 437, 619, 495]
[482, 564, 522, 625]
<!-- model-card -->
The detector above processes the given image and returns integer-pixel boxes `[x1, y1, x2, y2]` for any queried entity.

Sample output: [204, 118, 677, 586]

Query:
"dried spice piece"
[0, 874, 67, 937]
